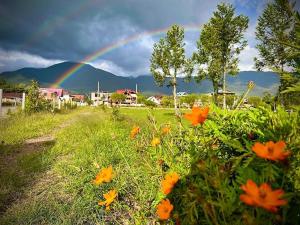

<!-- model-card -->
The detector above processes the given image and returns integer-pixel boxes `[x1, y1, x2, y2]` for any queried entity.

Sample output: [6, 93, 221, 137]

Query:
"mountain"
[0, 61, 280, 96]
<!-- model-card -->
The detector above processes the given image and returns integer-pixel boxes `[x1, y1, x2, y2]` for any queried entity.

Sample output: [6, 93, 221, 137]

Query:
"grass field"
[0, 106, 299, 225]
[0, 107, 180, 224]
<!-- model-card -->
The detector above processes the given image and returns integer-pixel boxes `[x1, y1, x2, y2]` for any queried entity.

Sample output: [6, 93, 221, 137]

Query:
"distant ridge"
[0, 61, 280, 96]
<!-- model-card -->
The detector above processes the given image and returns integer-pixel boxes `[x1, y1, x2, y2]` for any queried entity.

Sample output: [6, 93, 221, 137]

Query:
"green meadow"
[0, 107, 179, 224]
[0, 106, 299, 225]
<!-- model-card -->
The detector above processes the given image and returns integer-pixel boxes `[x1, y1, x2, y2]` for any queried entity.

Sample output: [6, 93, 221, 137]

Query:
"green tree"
[255, 0, 298, 106]
[180, 94, 198, 108]
[255, 0, 296, 71]
[110, 93, 126, 104]
[25, 80, 49, 113]
[262, 91, 274, 104]
[248, 96, 263, 108]
[160, 96, 174, 108]
[150, 24, 193, 114]
[137, 93, 146, 104]
[280, 11, 300, 106]
[193, 3, 248, 108]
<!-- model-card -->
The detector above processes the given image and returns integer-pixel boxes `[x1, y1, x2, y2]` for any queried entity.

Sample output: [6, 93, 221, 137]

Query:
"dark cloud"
[0, 0, 285, 75]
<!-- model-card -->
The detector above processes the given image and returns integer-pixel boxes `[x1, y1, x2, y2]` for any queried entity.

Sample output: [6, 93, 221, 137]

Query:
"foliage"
[255, 0, 296, 71]
[160, 96, 174, 108]
[150, 24, 193, 113]
[0, 78, 26, 93]
[144, 99, 157, 108]
[279, 11, 300, 107]
[0, 107, 299, 225]
[25, 80, 51, 114]
[262, 92, 274, 105]
[137, 93, 146, 104]
[110, 93, 126, 104]
[149, 106, 300, 225]
[248, 96, 263, 108]
[192, 3, 248, 107]
[180, 94, 199, 108]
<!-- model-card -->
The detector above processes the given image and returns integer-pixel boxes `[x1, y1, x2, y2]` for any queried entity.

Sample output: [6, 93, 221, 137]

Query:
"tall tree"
[193, 3, 248, 108]
[150, 25, 192, 114]
[255, 0, 297, 105]
[255, 0, 296, 72]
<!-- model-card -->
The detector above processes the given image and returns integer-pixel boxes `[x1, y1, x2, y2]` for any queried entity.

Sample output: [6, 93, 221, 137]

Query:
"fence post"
[22, 92, 26, 110]
[58, 98, 61, 110]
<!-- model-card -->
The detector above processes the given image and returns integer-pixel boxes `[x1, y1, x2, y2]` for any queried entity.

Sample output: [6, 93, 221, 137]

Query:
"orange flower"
[151, 137, 161, 147]
[93, 165, 113, 185]
[161, 172, 180, 195]
[156, 199, 174, 220]
[252, 141, 291, 161]
[98, 189, 117, 210]
[240, 179, 287, 213]
[162, 126, 171, 135]
[130, 126, 140, 139]
[184, 106, 209, 126]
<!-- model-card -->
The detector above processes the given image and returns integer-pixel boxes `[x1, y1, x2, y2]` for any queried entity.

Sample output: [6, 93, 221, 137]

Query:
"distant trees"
[0, 78, 26, 92]
[193, 3, 248, 108]
[150, 24, 193, 114]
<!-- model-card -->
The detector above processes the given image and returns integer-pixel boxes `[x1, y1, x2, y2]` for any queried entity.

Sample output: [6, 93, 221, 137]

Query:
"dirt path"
[0, 112, 84, 215]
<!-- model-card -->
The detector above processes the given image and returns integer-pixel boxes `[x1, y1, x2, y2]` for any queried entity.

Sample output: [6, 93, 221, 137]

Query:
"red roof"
[116, 89, 136, 94]
[70, 94, 85, 101]
[39, 88, 64, 97]
[3, 92, 23, 98]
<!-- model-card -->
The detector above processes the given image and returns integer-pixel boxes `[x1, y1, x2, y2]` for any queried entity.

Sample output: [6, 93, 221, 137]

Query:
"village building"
[39, 88, 65, 100]
[116, 89, 137, 105]
[147, 95, 162, 105]
[1, 92, 23, 105]
[91, 91, 112, 106]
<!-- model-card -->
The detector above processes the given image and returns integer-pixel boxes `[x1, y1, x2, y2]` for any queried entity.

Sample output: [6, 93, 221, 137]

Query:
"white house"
[147, 96, 162, 105]
[91, 91, 111, 106]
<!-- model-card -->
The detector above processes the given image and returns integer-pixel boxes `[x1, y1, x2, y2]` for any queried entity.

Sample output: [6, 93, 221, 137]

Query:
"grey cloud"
[0, 0, 276, 75]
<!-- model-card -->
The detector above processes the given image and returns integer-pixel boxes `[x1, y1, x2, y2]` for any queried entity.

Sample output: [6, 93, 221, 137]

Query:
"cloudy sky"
[0, 0, 298, 76]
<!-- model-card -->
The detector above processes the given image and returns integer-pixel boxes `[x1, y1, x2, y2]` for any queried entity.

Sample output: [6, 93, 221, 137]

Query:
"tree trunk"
[173, 82, 178, 115]
[223, 70, 226, 109]
[213, 81, 218, 105]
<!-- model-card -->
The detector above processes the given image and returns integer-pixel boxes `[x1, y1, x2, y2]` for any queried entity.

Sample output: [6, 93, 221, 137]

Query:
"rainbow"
[51, 24, 202, 88]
